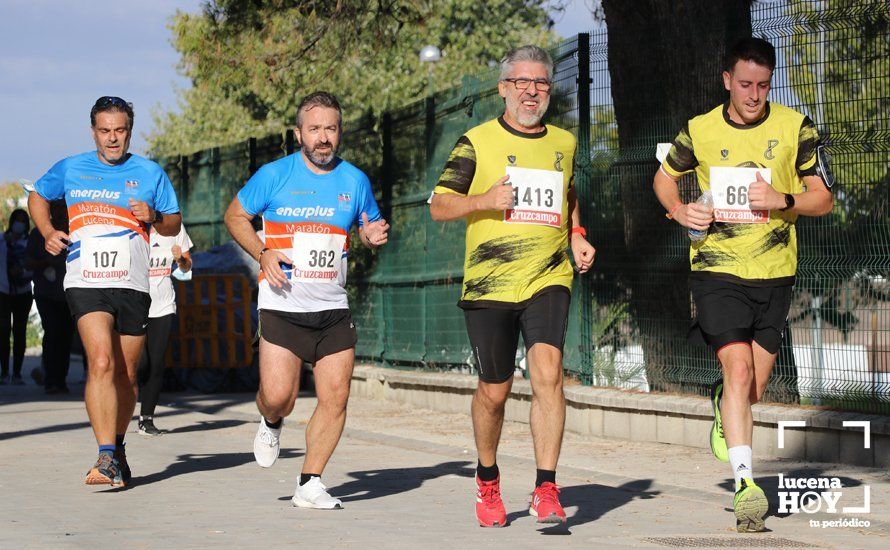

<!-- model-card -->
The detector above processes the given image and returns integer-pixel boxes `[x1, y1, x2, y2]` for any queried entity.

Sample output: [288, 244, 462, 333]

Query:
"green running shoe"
[733, 478, 768, 533]
[710, 378, 728, 462]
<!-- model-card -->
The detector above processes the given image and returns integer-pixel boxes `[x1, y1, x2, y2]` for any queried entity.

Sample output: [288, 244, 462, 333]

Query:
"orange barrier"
[167, 274, 255, 369]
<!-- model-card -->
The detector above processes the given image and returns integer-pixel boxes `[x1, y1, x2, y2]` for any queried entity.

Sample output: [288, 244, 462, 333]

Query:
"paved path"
[1, 359, 888, 548]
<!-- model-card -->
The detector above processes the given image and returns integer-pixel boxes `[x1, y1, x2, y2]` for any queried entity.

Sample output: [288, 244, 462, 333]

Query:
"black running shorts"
[65, 287, 151, 336]
[689, 277, 793, 355]
[258, 308, 357, 364]
[463, 287, 571, 384]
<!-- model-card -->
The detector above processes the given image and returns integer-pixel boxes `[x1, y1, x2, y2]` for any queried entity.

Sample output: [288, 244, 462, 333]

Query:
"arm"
[128, 199, 182, 236]
[748, 174, 833, 216]
[358, 212, 390, 248]
[567, 186, 595, 273]
[224, 197, 290, 288]
[28, 192, 69, 255]
[653, 166, 713, 230]
[172, 248, 192, 273]
[429, 175, 512, 221]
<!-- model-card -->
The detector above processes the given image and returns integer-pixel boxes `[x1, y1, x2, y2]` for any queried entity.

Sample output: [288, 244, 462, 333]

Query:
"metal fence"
[160, 0, 889, 413]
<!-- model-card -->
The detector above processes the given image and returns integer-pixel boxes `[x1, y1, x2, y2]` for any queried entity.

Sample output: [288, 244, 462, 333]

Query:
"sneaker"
[710, 379, 729, 463]
[84, 453, 123, 487]
[10, 374, 25, 385]
[292, 477, 343, 509]
[115, 445, 132, 485]
[138, 417, 162, 436]
[529, 482, 567, 524]
[475, 476, 507, 527]
[734, 478, 768, 533]
[253, 417, 281, 468]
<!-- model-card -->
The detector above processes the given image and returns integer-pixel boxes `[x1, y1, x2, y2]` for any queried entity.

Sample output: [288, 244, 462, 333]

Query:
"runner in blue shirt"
[28, 97, 182, 487]
[225, 91, 389, 509]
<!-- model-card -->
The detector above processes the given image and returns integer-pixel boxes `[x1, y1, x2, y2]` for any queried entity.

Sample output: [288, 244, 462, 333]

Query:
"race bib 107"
[504, 166, 564, 228]
[710, 167, 771, 224]
[80, 235, 131, 282]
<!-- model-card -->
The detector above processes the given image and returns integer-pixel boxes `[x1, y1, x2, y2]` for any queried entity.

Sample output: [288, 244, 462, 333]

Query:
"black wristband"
[152, 210, 164, 224]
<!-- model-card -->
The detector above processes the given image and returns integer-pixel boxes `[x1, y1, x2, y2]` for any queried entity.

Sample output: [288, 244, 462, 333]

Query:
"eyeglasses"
[94, 96, 132, 109]
[502, 78, 552, 92]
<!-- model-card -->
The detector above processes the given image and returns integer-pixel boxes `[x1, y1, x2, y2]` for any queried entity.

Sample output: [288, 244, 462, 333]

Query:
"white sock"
[728, 445, 753, 490]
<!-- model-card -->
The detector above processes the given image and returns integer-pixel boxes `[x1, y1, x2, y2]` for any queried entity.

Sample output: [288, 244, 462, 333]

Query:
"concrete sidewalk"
[1, 360, 888, 548]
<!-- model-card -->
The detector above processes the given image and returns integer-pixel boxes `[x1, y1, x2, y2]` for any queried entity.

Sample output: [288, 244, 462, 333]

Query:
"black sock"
[300, 473, 320, 486]
[535, 469, 556, 487]
[115, 434, 125, 447]
[477, 461, 499, 482]
[265, 417, 283, 429]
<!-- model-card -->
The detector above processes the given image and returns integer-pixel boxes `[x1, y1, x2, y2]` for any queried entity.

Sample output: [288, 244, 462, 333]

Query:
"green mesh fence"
[160, 0, 889, 413]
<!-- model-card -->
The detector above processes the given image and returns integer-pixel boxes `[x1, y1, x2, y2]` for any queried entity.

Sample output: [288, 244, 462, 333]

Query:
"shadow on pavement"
[164, 419, 249, 434]
[128, 449, 305, 490]
[282, 461, 475, 503]
[716, 467, 864, 520]
[506, 478, 660, 534]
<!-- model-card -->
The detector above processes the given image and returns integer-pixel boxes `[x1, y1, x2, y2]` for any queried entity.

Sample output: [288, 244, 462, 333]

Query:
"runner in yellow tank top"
[431, 45, 596, 528]
[653, 38, 833, 533]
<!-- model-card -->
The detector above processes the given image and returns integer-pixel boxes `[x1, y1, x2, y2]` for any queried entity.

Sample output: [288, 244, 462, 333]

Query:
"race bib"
[149, 246, 173, 280]
[504, 166, 564, 228]
[80, 236, 131, 282]
[710, 167, 771, 223]
[291, 232, 346, 284]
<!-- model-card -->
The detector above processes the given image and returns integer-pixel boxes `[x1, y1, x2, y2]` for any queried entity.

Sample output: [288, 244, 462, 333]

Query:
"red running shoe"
[476, 476, 507, 527]
[529, 482, 566, 524]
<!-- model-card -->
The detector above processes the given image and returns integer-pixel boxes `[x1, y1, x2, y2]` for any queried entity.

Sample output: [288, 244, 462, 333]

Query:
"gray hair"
[499, 45, 554, 81]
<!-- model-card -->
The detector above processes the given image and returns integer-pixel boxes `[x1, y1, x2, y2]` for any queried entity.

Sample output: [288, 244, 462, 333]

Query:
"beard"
[303, 141, 338, 168]
[507, 95, 549, 128]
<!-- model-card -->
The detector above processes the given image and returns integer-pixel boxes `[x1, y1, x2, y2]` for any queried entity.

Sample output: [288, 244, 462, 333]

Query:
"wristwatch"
[780, 193, 795, 211]
[152, 209, 164, 224]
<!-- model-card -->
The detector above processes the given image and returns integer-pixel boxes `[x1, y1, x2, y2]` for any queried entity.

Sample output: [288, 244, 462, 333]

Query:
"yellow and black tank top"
[662, 102, 820, 285]
[434, 117, 577, 308]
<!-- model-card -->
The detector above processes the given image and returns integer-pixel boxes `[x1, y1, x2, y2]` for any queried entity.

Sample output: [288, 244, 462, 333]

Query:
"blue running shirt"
[35, 152, 180, 293]
[237, 152, 381, 313]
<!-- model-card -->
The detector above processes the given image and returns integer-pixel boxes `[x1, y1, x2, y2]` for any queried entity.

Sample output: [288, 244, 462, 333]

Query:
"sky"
[0, 0, 599, 182]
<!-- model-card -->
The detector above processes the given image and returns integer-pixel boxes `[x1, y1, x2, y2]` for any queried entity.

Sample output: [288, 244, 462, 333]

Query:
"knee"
[259, 388, 295, 418]
[475, 383, 509, 413]
[88, 353, 114, 378]
[723, 360, 754, 394]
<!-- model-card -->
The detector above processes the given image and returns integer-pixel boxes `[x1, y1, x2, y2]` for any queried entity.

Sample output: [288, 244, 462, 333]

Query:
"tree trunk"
[601, 0, 752, 391]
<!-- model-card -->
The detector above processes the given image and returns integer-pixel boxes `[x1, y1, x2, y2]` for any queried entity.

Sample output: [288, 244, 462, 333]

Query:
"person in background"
[137, 224, 193, 435]
[26, 200, 73, 394]
[0, 209, 34, 385]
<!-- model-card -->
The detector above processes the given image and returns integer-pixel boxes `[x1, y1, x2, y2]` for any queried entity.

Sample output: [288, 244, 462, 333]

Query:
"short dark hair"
[90, 96, 134, 130]
[725, 37, 776, 73]
[296, 91, 342, 127]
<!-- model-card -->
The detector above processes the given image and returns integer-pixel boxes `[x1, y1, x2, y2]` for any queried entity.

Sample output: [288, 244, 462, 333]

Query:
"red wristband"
[665, 203, 682, 220]
[571, 226, 587, 237]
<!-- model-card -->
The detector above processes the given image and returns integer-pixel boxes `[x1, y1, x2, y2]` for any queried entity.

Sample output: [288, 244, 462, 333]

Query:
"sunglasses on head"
[94, 96, 132, 109]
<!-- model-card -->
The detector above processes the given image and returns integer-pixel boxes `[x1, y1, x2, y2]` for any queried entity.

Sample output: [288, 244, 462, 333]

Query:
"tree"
[599, 0, 752, 392]
[149, 0, 564, 156]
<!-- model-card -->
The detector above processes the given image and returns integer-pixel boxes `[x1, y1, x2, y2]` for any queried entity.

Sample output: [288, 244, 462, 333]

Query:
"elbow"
[429, 206, 443, 222]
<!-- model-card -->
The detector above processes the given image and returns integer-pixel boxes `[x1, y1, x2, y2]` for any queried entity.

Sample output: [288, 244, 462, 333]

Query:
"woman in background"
[137, 224, 193, 435]
[0, 209, 34, 385]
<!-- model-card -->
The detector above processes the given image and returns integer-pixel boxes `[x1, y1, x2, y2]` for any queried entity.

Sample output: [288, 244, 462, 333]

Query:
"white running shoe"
[292, 477, 343, 509]
[253, 417, 281, 468]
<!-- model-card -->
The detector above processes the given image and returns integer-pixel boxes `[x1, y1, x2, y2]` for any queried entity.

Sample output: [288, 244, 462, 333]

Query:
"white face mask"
[11, 221, 25, 234]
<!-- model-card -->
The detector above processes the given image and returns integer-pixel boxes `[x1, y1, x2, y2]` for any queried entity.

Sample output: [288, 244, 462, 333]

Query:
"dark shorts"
[65, 287, 151, 336]
[689, 277, 793, 355]
[258, 308, 357, 364]
[463, 287, 571, 384]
